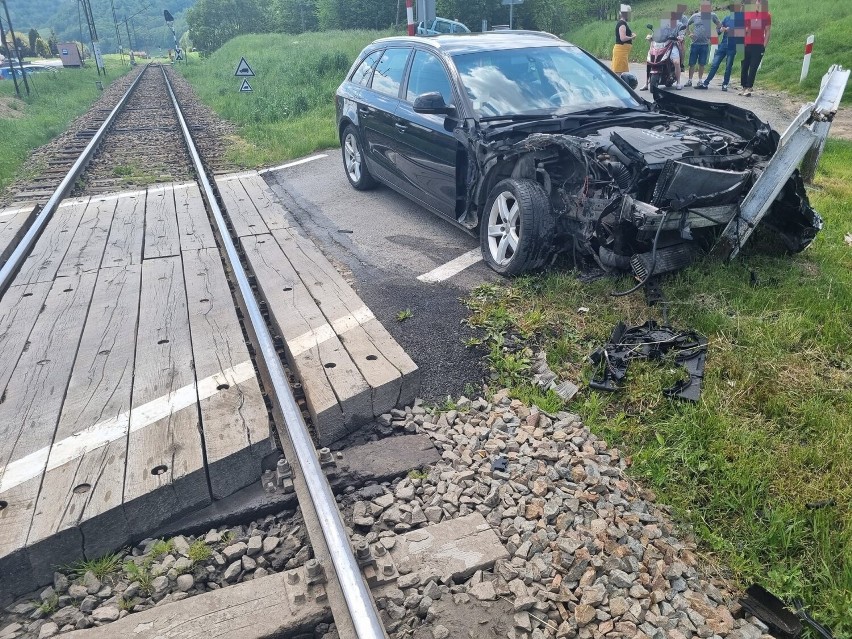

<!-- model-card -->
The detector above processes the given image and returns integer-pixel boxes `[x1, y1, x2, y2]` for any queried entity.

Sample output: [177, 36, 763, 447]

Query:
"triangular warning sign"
[234, 57, 255, 77]
[239, 79, 253, 92]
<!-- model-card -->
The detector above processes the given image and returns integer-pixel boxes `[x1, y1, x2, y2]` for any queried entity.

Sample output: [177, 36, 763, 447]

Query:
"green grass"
[466, 139, 852, 635]
[176, 30, 395, 168]
[563, 0, 852, 102]
[147, 538, 175, 558]
[65, 552, 124, 581]
[123, 560, 154, 595]
[396, 308, 414, 322]
[0, 65, 132, 193]
[187, 539, 212, 564]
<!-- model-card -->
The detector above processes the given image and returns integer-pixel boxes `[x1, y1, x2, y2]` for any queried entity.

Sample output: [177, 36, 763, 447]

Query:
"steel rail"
[160, 67, 388, 639]
[0, 66, 148, 295]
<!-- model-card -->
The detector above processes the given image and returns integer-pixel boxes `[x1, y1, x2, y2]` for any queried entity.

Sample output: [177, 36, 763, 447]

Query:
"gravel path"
[0, 394, 775, 639]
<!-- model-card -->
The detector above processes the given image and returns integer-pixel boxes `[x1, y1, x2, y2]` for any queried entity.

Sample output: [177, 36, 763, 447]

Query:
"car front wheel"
[341, 125, 376, 190]
[480, 178, 554, 276]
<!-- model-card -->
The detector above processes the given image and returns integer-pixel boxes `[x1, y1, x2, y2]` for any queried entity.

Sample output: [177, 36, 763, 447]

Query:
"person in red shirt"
[739, 0, 771, 96]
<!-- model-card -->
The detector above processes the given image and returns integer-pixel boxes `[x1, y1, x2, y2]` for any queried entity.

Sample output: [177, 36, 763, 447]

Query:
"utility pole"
[124, 16, 136, 65]
[110, 0, 125, 66]
[1, 0, 29, 96]
[0, 11, 20, 97]
[79, 0, 105, 75]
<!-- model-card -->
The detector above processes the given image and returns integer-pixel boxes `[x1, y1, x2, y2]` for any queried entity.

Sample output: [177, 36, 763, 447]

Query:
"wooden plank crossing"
[229, 174, 419, 445]
[0, 184, 270, 604]
[0, 172, 418, 604]
[0, 205, 38, 267]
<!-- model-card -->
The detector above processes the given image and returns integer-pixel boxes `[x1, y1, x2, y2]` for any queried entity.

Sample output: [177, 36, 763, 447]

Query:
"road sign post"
[235, 58, 255, 93]
[501, 0, 523, 29]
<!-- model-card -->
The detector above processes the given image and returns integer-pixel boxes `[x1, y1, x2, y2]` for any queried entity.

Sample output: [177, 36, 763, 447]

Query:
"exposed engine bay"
[461, 95, 824, 279]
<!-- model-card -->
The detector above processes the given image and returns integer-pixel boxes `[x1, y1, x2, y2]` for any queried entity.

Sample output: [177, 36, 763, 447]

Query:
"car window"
[351, 51, 381, 87]
[452, 46, 642, 117]
[371, 48, 411, 97]
[435, 20, 453, 34]
[406, 51, 453, 105]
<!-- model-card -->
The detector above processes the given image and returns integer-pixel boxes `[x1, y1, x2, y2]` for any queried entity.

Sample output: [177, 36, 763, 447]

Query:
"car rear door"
[391, 49, 459, 217]
[361, 47, 412, 186]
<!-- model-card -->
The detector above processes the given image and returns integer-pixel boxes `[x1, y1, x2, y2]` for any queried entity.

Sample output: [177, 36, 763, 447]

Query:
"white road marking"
[417, 248, 483, 283]
[258, 154, 328, 175]
[0, 360, 256, 494]
[217, 154, 329, 183]
[288, 305, 375, 357]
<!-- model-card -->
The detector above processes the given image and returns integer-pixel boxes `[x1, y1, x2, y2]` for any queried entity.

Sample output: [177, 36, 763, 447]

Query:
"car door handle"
[395, 123, 407, 133]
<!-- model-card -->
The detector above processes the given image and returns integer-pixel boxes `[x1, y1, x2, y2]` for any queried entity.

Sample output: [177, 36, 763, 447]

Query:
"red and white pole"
[709, 30, 718, 62]
[407, 0, 415, 35]
[800, 34, 814, 83]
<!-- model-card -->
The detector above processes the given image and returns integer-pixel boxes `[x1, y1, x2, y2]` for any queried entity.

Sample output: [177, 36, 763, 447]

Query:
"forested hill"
[6, 0, 195, 54]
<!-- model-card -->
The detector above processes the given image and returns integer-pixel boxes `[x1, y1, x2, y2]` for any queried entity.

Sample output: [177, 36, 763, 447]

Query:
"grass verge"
[465, 139, 852, 635]
[176, 31, 394, 168]
[563, 0, 852, 102]
[0, 64, 132, 193]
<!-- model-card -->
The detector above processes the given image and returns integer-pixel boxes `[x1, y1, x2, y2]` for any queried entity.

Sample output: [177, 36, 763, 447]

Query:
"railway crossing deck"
[0, 173, 418, 605]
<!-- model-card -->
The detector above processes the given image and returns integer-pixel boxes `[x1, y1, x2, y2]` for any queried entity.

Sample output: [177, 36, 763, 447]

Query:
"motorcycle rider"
[639, 18, 685, 91]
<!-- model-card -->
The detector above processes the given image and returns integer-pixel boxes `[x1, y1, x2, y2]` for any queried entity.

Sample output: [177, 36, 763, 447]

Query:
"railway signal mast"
[164, 9, 182, 62]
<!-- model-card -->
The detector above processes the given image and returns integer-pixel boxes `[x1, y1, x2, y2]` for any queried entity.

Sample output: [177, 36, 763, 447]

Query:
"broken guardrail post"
[712, 65, 849, 259]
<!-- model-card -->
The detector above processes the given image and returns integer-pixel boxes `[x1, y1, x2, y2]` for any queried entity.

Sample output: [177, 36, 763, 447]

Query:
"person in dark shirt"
[612, 4, 637, 73]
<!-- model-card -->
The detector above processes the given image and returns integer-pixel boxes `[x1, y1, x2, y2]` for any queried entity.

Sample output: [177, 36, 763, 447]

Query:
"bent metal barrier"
[159, 68, 388, 638]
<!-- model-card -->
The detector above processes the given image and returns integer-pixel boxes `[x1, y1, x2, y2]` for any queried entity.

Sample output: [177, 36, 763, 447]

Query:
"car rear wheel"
[341, 125, 376, 190]
[480, 178, 555, 276]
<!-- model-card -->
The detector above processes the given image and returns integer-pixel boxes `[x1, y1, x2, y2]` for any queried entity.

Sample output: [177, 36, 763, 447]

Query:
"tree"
[28, 29, 39, 55]
[48, 30, 59, 55]
[186, 0, 271, 55]
[274, 0, 319, 33]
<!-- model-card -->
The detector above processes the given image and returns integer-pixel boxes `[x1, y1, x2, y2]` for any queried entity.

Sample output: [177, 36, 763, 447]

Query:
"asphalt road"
[264, 155, 500, 404]
[261, 84, 823, 404]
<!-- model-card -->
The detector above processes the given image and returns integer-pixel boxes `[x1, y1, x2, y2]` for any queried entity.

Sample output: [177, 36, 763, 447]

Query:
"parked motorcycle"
[645, 23, 685, 91]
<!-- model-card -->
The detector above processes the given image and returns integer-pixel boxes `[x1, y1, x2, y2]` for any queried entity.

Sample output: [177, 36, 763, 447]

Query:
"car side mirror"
[413, 92, 455, 115]
[620, 72, 638, 90]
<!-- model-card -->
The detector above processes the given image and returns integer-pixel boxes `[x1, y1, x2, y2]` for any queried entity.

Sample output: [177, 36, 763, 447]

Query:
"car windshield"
[452, 46, 642, 118]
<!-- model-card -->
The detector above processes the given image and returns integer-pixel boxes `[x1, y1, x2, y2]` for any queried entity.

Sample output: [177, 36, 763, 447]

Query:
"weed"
[396, 309, 413, 322]
[38, 594, 59, 615]
[66, 552, 124, 581]
[147, 539, 174, 559]
[112, 164, 134, 177]
[219, 530, 236, 545]
[187, 539, 212, 564]
[117, 596, 136, 612]
[407, 469, 428, 480]
[123, 560, 154, 595]
[438, 396, 457, 412]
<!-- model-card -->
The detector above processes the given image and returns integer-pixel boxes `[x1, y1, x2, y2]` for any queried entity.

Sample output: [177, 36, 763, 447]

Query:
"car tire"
[480, 178, 555, 276]
[341, 124, 376, 191]
[650, 74, 662, 91]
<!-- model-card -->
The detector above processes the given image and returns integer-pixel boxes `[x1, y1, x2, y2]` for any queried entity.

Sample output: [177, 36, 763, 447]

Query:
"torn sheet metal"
[589, 321, 707, 401]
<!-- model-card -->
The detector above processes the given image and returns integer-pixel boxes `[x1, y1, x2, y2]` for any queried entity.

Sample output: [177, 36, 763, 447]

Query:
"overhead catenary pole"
[0, 11, 20, 97]
[124, 16, 136, 65]
[1, 0, 30, 96]
[110, 0, 126, 66]
[79, 0, 104, 75]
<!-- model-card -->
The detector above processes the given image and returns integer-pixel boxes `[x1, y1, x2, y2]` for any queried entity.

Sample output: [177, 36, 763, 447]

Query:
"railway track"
[0, 63, 388, 639]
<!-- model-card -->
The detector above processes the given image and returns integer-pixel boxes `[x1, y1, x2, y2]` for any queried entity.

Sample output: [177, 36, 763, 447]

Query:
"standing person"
[612, 4, 637, 73]
[685, 3, 721, 86]
[697, 4, 738, 90]
[740, 0, 771, 96]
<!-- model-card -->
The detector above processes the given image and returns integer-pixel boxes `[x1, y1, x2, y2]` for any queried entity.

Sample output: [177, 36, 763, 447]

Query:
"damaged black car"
[335, 32, 824, 276]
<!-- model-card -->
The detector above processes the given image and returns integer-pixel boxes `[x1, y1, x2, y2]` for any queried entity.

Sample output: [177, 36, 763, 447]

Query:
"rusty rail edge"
[160, 67, 388, 639]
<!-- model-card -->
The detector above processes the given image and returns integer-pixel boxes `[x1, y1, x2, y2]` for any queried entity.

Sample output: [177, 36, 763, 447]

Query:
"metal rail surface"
[0, 67, 147, 295]
[159, 68, 388, 638]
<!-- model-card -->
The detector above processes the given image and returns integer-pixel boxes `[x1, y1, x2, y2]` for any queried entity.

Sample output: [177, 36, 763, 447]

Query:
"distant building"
[58, 42, 83, 67]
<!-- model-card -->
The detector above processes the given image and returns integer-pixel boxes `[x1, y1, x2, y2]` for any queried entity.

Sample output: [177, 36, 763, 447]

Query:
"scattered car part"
[589, 320, 707, 400]
[531, 351, 579, 402]
[740, 585, 836, 639]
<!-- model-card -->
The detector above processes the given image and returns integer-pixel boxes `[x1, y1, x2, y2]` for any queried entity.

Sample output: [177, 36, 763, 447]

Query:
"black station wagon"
[335, 33, 821, 277]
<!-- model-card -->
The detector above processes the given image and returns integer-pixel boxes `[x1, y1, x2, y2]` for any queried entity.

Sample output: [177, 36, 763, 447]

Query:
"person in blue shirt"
[697, 4, 739, 91]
